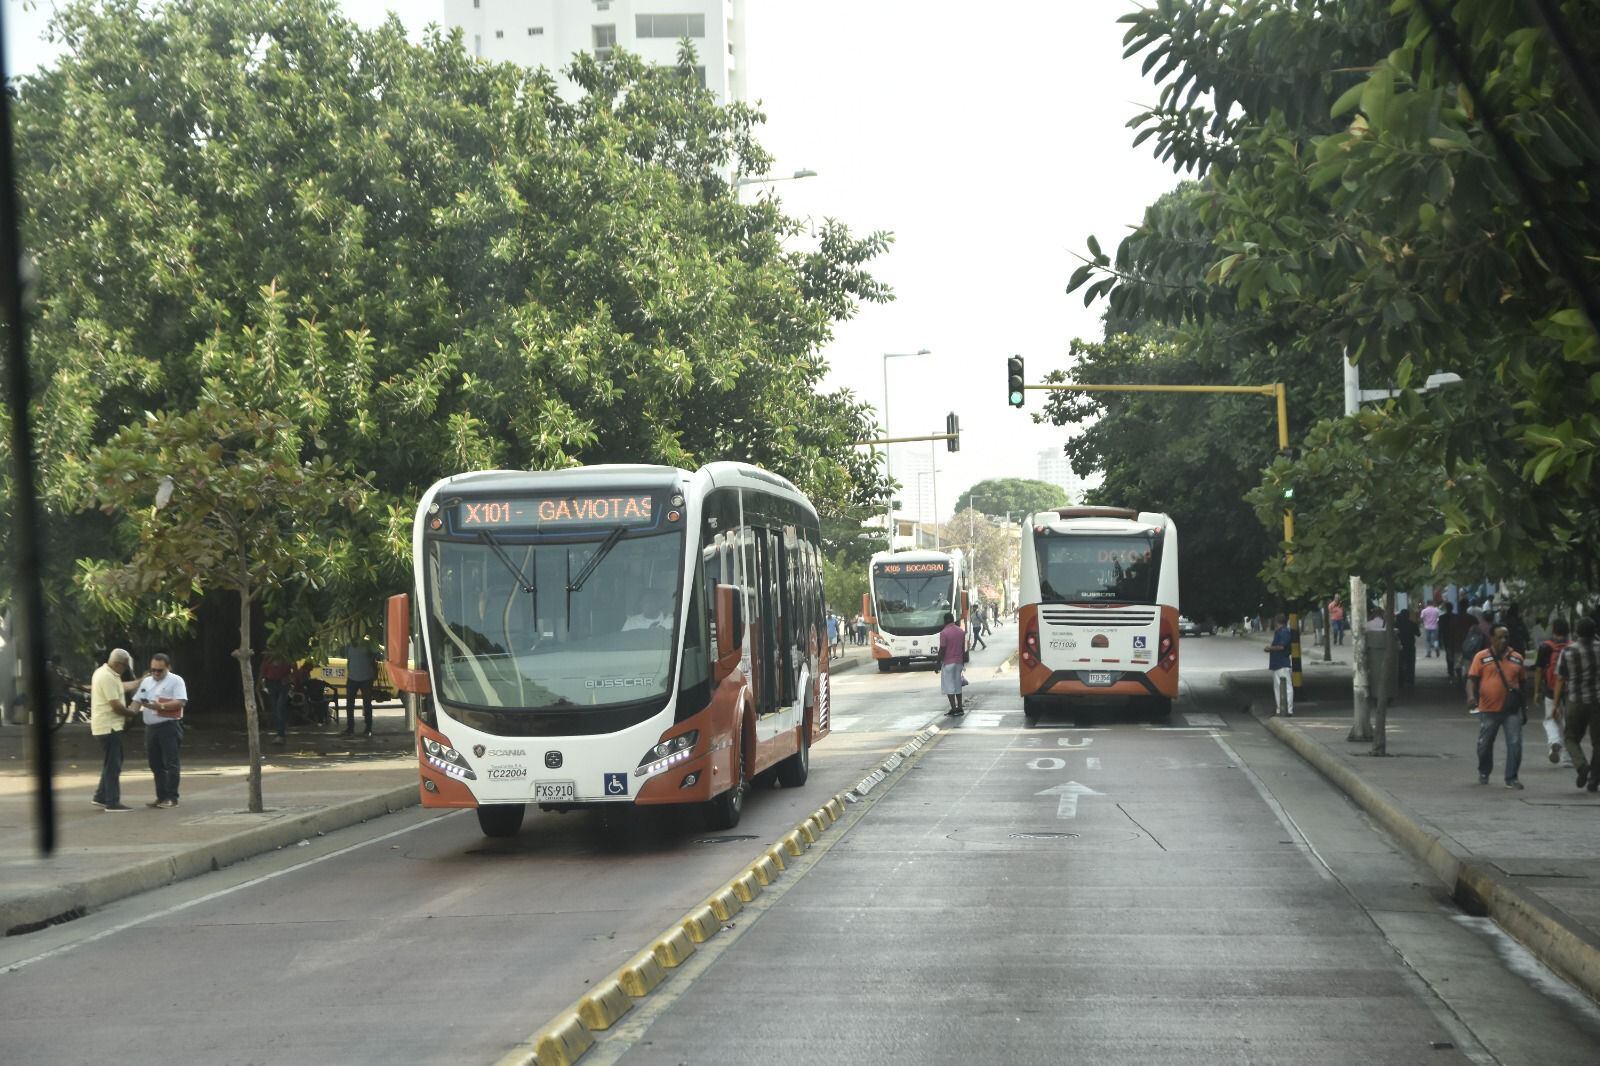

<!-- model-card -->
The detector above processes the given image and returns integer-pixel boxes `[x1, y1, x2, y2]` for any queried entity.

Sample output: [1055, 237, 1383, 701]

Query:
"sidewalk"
[0, 707, 420, 937]
[1224, 657, 1600, 1003]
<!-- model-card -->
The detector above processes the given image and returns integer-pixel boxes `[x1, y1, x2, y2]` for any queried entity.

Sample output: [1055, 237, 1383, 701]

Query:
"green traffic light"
[1284, 487, 1295, 500]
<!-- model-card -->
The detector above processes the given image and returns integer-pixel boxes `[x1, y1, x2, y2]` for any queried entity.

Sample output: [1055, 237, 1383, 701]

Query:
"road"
[3, 630, 1598, 1064]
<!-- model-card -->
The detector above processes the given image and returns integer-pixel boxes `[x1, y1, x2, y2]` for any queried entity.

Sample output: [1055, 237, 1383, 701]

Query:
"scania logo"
[472, 745, 486, 758]
[545, 751, 563, 769]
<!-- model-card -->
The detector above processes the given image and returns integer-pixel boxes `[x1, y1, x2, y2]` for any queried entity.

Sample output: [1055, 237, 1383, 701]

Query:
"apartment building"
[442, 0, 747, 103]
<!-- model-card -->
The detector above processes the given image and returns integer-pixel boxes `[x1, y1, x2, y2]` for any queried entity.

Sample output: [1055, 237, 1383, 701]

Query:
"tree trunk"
[235, 586, 264, 813]
[1372, 586, 1397, 756]
[1349, 575, 1372, 741]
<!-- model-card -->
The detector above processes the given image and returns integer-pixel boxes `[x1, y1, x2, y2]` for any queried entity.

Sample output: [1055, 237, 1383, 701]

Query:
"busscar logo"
[587, 677, 652, 689]
[472, 744, 486, 758]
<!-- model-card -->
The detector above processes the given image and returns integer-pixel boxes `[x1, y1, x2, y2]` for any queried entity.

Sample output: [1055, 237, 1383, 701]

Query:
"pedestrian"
[1503, 604, 1530, 655]
[970, 609, 988, 651]
[1440, 601, 1461, 681]
[1556, 616, 1600, 791]
[938, 611, 966, 717]
[261, 652, 294, 744]
[89, 648, 139, 812]
[1265, 613, 1294, 716]
[1395, 608, 1418, 687]
[1466, 624, 1528, 789]
[1420, 600, 1441, 658]
[341, 638, 377, 737]
[1328, 593, 1346, 646]
[131, 652, 187, 808]
[1534, 618, 1573, 767]
[826, 613, 840, 656]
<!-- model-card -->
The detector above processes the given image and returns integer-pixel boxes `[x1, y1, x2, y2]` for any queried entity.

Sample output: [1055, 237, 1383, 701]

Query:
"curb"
[1254, 708, 1600, 1006]
[1, 783, 419, 936]
[495, 725, 944, 1066]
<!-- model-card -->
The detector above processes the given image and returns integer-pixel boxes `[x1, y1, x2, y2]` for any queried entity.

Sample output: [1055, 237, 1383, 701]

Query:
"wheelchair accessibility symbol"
[603, 772, 629, 796]
[1132, 635, 1148, 650]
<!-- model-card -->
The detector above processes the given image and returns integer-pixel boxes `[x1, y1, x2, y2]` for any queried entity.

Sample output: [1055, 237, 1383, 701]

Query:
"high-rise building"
[443, 0, 747, 104]
[1037, 447, 1091, 505]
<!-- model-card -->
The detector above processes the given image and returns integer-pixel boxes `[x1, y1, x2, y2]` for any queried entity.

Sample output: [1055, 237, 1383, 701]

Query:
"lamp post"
[881, 348, 931, 545]
[733, 168, 818, 193]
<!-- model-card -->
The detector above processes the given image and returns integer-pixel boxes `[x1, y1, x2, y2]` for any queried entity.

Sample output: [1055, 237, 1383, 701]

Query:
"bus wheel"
[704, 740, 746, 830]
[877, 660, 892, 673]
[1149, 696, 1173, 723]
[476, 803, 525, 838]
[1023, 697, 1043, 728]
[775, 726, 810, 788]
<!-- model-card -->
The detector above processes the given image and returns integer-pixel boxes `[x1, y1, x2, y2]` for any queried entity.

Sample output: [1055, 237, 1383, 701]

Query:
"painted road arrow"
[1035, 781, 1106, 820]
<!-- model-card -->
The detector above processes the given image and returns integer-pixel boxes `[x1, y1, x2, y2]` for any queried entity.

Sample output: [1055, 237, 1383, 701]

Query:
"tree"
[821, 509, 887, 623]
[936, 508, 1020, 599]
[3, 0, 892, 693]
[1068, 0, 1600, 591]
[82, 399, 367, 813]
[952, 478, 1068, 520]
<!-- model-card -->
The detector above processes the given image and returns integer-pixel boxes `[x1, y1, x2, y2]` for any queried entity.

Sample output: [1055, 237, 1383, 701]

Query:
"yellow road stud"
[706, 885, 743, 922]
[825, 797, 844, 820]
[650, 926, 696, 969]
[765, 844, 788, 870]
[797, 821, 817, 844]
[577, 979, 633, 1031]
[680, 904, 718, 943]
[812, 807, 833, 827]
[532, 1012, 593, 1066]
[751, 854, 781, 886]
[729, 870, 761, 903]
[781, 829, 807, 856]
[617, 950, 666, 998]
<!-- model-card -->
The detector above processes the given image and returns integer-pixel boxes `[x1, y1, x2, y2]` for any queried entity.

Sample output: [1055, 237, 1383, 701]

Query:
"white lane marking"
[1086, 757, 1102, 770]
[961, 712, 1004, 729]
[0, 812, 457, 975]
[1183, 713, 1226, 728]
[829, 716, 862, 732]
[1026, 757, 1067, 771]
[1056, 737, 1094, 748]
[889, 714, 934, 732]
[1036, 781, 1105, 819]
[1209, 732, 1334, 883]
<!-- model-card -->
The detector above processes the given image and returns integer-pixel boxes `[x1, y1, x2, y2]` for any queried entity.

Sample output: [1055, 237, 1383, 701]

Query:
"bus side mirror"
[386, 593, 431, 695]
[861, 591, 874, 626]
[714, 584, 742, 681]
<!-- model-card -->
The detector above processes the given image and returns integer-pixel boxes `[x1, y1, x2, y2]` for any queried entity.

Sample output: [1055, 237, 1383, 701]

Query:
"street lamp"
[881, 348, 932, 545]
[734, 168, 818, 190]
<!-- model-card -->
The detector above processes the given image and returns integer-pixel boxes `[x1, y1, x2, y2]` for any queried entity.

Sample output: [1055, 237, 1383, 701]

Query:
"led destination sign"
[875, 561, 950, 576]
[458, 494, 656, 530]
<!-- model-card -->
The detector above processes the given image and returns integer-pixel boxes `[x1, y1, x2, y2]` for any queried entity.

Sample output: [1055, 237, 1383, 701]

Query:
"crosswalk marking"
[1182, 713, 1225, 728]
[829, 716, 862, 732]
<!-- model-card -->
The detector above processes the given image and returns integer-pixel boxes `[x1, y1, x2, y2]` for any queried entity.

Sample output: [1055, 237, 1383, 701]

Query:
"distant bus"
[385, 463, 831, 837]
[865, 548, 967, 672]
[1017, 508, 1179, 723]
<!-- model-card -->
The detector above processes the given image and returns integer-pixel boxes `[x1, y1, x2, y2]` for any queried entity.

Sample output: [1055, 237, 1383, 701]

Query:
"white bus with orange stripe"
[1017, 507, 1179, 724]
[864, 548, 968, 672]
[385, 463, 831, 838]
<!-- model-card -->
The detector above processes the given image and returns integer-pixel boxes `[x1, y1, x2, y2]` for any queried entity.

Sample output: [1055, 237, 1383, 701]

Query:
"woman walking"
[938, 612, 966, 717]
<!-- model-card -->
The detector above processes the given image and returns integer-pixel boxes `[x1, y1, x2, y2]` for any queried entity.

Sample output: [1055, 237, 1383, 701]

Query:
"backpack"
[1461, 626, 1487, 660]
[1542, 639, 1569, 693]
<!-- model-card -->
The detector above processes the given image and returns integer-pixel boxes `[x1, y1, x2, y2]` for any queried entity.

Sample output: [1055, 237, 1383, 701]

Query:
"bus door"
[752, 527, 782, 715]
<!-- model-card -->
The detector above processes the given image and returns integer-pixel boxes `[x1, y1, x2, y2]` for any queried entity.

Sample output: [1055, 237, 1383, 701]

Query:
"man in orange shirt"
[1467, 625, 1529, 789]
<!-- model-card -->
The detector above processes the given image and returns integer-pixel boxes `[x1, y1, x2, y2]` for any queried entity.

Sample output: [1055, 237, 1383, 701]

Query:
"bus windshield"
[425, 529, 683, 710]
[873, 563, 954, 633]
[1038, 533, 1161, 604]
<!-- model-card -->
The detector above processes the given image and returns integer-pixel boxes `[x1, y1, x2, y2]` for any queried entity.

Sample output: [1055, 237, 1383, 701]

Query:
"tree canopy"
[3, 0, 894, 677]
[1066, 0, 1600, 595]
[952, 478, 1068, 520]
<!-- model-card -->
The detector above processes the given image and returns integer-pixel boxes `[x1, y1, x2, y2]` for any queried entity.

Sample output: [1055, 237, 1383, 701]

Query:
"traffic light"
[1006, 355, 1026, 408]
[946, 412, 960, 453]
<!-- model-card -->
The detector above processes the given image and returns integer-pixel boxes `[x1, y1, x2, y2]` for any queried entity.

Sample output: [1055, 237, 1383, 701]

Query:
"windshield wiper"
[478, 530, 537, 597]
[566, 526, 626, 593]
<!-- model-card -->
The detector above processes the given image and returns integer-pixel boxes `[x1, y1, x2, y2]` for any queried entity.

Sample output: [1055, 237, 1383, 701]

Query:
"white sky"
[5, 0, 1178, 519]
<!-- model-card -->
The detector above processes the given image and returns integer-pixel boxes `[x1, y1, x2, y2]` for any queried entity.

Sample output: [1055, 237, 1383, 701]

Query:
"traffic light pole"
[854, 432, 958, 447]
[1022, 380, 1301, 695]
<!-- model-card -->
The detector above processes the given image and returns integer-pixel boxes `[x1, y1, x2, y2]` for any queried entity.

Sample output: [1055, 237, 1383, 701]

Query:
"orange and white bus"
[385, 463, 831, 837]
[864, 548, 967, 672]
[1017, 507, 1179, 724]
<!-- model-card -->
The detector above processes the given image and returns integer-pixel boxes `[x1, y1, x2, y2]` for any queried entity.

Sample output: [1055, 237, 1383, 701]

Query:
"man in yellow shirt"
[90, 648, 139, 811]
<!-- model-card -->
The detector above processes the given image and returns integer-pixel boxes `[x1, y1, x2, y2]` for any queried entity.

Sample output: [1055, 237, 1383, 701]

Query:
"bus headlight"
[636, 730, 699, 777]
[422, 736, 478, 782]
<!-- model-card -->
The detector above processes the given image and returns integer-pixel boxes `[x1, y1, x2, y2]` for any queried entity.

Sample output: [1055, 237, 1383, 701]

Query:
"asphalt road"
[4, 630, 1598, 1064]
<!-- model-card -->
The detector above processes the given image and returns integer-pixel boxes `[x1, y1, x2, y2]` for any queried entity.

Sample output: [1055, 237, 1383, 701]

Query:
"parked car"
[1178, 616, 1212, 638]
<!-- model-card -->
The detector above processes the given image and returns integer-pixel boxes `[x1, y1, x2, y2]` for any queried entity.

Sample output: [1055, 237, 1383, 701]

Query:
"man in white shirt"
[131, 652, 188, 809]
[622, 590, 672, 631]
[90, 648, 139, 811]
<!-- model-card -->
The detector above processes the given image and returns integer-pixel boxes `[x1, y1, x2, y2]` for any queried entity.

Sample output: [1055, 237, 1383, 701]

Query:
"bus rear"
[1017, 508, 1179, 722]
